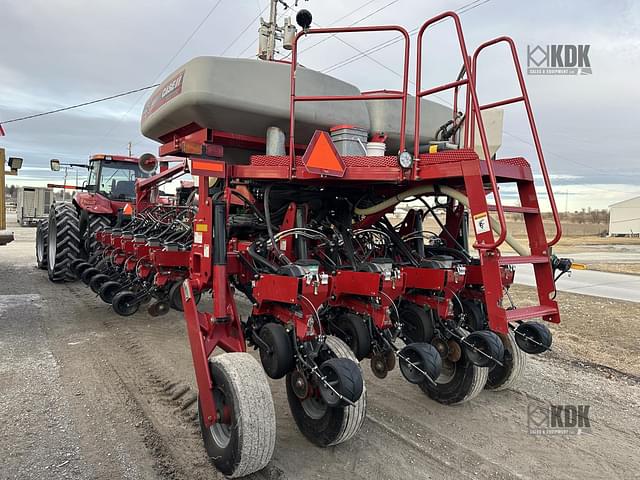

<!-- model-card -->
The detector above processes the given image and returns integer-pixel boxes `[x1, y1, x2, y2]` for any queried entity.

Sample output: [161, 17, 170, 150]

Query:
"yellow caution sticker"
[473, 212, 491, 234]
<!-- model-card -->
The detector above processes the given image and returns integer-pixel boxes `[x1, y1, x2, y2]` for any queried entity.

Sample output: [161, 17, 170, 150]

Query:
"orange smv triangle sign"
[123, 203, 133, 215]
[302, 130, 346, 177]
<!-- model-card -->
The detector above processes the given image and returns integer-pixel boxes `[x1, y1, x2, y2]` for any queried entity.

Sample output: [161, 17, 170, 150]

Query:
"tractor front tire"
[47, 203, 81, 282]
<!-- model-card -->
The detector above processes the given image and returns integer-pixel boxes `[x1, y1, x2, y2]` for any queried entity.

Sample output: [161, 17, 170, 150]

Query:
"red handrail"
[289, 25, 411, 177]
[415, 11, 508, 250]
[471, 36, 562, 247]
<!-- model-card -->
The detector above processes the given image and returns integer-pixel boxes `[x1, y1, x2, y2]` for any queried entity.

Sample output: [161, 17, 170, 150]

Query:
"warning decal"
[473, 212, 491, 234]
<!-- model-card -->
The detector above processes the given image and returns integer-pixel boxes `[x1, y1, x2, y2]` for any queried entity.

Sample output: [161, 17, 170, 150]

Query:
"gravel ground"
[1, 224, 639, 480]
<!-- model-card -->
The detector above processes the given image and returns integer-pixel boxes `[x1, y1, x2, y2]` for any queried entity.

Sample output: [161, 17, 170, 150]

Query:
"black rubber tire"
[199, 353, 276, 478]
[99, 281, 122, 304]
[80, 267, 100, 285]
[168, 281, 202, 311]
[318, 357, 364, 405]
[286, 336, 366, 447]
[258, 322, 295, 379]
[89, 273, 110, 294]
[70, 259, 87, 275]
[514, 322, 553, 354]
[463, 330, 505, 367]
[330, 312, 372, 360]
[486, 331, 527, 391]
[35, 220, 48, 269]
[419, 337, 488, 405]
[112, 290, 139, 316]
[456, 299, 487, 332]
[398, 342, 442, 384]
[399, 302, 435, 343]
[85, 214, 111, 255]
[47, 202, 81, 282]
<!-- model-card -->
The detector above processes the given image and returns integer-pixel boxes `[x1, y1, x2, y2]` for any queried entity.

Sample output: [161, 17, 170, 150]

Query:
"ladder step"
[499, 255, 549, 265]
[488, 204, 538, 214]
[506, 305, 558, 322]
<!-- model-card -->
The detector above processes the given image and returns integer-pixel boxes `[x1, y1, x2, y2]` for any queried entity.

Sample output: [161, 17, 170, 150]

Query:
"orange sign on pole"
[302, 130, 346, 177]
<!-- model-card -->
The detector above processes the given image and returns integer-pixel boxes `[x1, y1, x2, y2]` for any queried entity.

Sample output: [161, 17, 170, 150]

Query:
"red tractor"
[36, 154, 157, 281]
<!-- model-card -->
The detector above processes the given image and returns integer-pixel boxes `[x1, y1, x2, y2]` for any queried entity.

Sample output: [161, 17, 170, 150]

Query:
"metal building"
[609, 195, 640, 236]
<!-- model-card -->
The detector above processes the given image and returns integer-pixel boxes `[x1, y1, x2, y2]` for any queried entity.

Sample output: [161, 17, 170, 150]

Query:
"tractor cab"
[86, 154, 152, 202]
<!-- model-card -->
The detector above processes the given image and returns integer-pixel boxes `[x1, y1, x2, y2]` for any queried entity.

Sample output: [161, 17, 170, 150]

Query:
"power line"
[220, 4, 270, 57]
[103, 0, 227, 139]
[0, 84, 160, 126]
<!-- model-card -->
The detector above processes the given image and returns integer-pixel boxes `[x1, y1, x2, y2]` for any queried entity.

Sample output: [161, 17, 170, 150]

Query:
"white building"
[609, 196, 640, 236]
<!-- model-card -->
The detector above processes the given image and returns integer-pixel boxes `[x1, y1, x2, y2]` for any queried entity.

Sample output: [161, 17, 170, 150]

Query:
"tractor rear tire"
[485, 331, 527, 391]
[85, 214, 111, 254]
[198, 353, 276, 478]
[47, 203, 81, 282]
[286, 336, 366, 447]
[35, 220, 48, 270]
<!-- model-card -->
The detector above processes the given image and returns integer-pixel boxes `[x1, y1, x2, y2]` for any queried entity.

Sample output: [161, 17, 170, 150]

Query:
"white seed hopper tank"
[141, 56, 503, 157]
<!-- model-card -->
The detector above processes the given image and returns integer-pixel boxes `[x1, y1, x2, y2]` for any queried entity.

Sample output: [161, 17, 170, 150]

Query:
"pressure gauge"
[398, 151, 413, 169]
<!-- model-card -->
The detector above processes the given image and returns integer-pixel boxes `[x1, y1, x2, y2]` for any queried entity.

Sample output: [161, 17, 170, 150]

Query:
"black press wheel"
[258, 322, 294, 379]
[81, 267, 100, 285]
[198, 353, 276, 478]
[330, 312, 372, 360]
[399, 302, 435, 343]
[398, 342, 442, 384]
[112, 290, 140, 316]
[35, 220, 48, 270]
[419, 337, 488, 405]
[99, 281, 122, 304]
[462, 330, 505, 367]
[455, 299, 487, 332]
[514, 322, 553, 354]
[47, 202, 81, 282]
[486, 331, 527, 391]
[169, 281, 201, 311]
[286, 336, 366, 447]
[89, 273, 111, 294]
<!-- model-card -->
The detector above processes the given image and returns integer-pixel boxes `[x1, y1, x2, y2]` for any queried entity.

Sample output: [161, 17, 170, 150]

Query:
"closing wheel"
[47, 202, 81, 282]
[398, 343, 442, 384]
[399, 303, 434, 343]
[258, 322, 295, 379]
[419, 335, 488, 405]
[514, 322, 553, 354]
[463, 330, 505, 367]
[198, 353, 276, 478]
[81, 267, 100, 284]
[169, 281, 201, 311]
[35, 220, 48, 269]
[486, 331, 527, 391]
[99, 281, 122, 304]
[329, 312, 372, 360]
[286, 336, 366, 447]
[112, 290, 140, 316]
[89, 273, 110, 294]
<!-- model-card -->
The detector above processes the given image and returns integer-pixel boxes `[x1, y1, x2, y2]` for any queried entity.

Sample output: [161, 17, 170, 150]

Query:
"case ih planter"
[37, 11, 576, 478]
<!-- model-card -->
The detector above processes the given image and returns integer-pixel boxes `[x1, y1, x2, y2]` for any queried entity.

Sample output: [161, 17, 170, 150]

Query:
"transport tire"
[99, 280, 122, 304]
[112, 290, 139, 316]
[258, 322, 294, 379]
[47, 202, 81, 282]
[485, 331, 527, 391]
[329, 312, 372, 360]
[198, 353, 276, 478]
[398, 342, 442, 384]
[399, 302, 434, 343]
[463, 330, 505, 367]
[286, 336, 366, 447]
[89, 273, 110, 294]
[35, 220, 48, 270]
[85, 214, 111, 254]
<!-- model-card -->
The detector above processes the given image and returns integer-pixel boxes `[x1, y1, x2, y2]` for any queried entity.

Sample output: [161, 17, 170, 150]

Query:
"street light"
[8, 157, 23, 172]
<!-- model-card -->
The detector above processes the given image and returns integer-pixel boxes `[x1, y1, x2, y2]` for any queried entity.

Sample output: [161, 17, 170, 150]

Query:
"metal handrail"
[289, 25, 411, 177]
[415, 11, 507, 250]
[471, 36, 562, 247]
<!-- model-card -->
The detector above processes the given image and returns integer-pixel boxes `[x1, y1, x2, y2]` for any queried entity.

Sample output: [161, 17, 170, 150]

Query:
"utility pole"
[128, 141, 132, 157]
[258, 0, 301, 60]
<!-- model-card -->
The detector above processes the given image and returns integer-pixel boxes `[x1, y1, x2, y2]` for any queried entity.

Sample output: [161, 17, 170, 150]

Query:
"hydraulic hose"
[354, 185, 528, 256]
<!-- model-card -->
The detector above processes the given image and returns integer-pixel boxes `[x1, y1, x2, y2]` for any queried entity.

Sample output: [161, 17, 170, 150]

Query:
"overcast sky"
[1, 0, 638, 210]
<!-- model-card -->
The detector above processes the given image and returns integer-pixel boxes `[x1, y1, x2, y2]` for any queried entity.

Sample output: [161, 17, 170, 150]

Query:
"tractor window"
[98, 161, 150, 200]
[87, 163, 98, 191]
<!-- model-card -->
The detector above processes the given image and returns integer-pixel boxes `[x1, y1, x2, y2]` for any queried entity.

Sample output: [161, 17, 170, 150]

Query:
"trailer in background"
[17, 187, 52, 227]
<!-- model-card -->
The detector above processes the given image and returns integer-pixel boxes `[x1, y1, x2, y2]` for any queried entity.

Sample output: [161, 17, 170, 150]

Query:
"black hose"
[264, 185, 290, 264]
